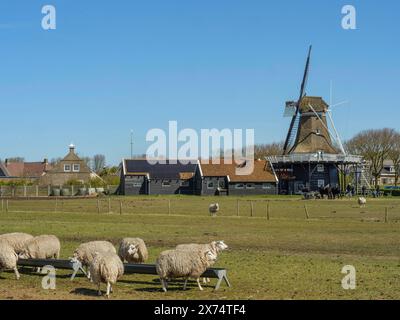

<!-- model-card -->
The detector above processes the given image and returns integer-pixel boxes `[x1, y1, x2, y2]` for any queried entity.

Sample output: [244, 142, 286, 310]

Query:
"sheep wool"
[19, 235, 60, 259]
[156, 249, 217, 291]
[89, 251, 124, 297]
[0, 233, 34, 254]
[118, 238, 148, 263]
[0, 241, 20, 280]
[73, 241, 116, 267]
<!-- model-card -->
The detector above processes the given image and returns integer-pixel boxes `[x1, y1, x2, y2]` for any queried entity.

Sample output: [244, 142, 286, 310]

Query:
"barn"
[119, 159, 201, 195]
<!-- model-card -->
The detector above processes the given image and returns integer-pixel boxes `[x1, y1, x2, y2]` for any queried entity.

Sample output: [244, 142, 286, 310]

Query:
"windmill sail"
[283, 45, 312, 154]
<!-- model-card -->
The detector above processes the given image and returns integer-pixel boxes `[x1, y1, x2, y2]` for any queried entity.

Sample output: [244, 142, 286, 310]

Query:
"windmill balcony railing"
[267, 153, 363, 164]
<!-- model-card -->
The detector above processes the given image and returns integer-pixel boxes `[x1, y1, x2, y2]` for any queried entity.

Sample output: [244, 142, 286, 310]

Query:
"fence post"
[1, 199, 3, 212]
[71, 185, 74, 196]
[6, 200, 9, 213]
[119, 200, 122, 215]
[237, 199, 239, 217]
[385, 207, 389, 223]
[36, 185, 39, 197]
[250, 201, 254, 217]
[304, 204, 310, 220]
[108, 197, 111, 213]
[168, 199, 171, 215]
[266, 201, 270, 220]
[55, 198, 58, 213]
[97, 199, 100, 214]
[23, 185, 27, 197]
[48, 185, 51, 196]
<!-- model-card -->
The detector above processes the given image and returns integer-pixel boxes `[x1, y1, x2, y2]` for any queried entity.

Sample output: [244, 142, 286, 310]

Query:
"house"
[120, 159, 201, 195]
[378, 160, 398, 185]
[200, 159, 278, 195]
[0, 159, 51, 184]
[39, 144, 94, 186]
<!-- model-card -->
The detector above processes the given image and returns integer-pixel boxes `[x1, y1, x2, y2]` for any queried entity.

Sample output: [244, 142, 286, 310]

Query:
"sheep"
[70, 241, 116, 279]
[118, 238, 148, 263]
[18, 235, 60, 260]
[358, 197, 367, 208]
[0, 241, 20, 280]
[209, 203, 219, 217]
[176, 240, 228, 283]
[156, 249, 217, 292]
[0, 232, 34, 254]
[89, 251, 124, 298]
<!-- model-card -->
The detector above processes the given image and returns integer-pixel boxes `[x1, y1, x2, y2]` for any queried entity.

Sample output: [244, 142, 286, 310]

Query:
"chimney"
[43, 158, 48, 164]
[5, 158, 9, 166]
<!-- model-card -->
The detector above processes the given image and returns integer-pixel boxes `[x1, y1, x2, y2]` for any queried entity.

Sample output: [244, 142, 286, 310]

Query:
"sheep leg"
[196, 278, 204, 291]
[97, 283, 102, 296]
[106, 282, 111, 298]
[203, 277, 207, 284]
[183, 278, 188, 290]
[161, 278, 167, 292]
[14, 267, 20, 280]
[207, 277, 211, 283]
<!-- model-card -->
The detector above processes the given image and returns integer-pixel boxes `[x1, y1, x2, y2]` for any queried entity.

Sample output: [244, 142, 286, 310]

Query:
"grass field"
[0, 195, 399, 300]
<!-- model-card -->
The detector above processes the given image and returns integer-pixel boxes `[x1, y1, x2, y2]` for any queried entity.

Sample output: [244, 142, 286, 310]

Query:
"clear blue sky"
[0, 0, 399, 165]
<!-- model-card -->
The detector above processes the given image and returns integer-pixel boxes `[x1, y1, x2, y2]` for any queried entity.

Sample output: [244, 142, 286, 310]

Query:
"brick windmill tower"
[268, 46, 362, 195]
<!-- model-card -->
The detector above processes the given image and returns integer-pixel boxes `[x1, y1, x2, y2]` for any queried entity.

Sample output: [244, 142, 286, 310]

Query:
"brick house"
[39, 144, 94, 186]
[0, 159, 51, 183]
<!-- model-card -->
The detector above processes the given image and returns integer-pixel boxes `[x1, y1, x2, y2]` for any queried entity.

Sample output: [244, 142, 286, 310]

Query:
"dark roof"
[200, 159, 277, 182]
[123, 159, 198, 179]
[299, 96, 329, 113]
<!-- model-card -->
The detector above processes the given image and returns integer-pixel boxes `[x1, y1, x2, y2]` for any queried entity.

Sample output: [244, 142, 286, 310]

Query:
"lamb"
[0, 241, 20, 280]
[118, 238, 148, 263]
[89, 251, 124, 298]
[358, 197, 367, 208]
[18, 235, 60, 260]
[176, 240, 228, 283]
[70, 241, 116, 279]
[0, 232, 34, 254]
[156, 249, 217, 292]
[209, 203, 219, 217]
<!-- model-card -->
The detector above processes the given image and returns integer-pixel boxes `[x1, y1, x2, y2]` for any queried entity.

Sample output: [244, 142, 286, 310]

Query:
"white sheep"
[18, 235, 60, 260]
[118, 238, 148, 263]
[0, 232, 34, 254]
[89, 251, 125, 298]
[71, 241, 116, 279]
[358, 197, 367, 208]
[156, 249, 217, 292]
[209, 203, 219, 217]
[0, 241, 20, 280]
[176, 240, 228, 283]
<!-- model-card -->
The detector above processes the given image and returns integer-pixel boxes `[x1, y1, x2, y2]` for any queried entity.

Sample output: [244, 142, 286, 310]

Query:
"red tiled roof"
[5, 162, 52, 178]
[200, 159, 277, 182]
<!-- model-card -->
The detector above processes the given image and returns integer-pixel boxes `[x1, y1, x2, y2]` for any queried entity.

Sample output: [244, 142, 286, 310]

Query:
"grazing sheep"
[156, 249, 217, 292]
[71, 241, 116, 279]
[209, 203, 219, 217]
[89, 251, 124, 298]
[358, 197, 367, 208]
[176, 240, 228, 283]
[0, 233, 34, 254]
[18, 235, 60, 260]
[118, 238, 148, 263]
[0, 241, 20, 280]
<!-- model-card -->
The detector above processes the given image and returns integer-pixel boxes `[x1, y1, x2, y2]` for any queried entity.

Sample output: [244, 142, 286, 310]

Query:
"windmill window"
[316, 129, 321, 135]
[317, 164, 325, 172]
[132, 182, 142, 187]
[318, 179, 325, 188]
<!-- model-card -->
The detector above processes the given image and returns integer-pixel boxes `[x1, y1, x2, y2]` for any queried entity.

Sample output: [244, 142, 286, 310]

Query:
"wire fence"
[1, 197, 399, 222]
[0, 185, 119, 197]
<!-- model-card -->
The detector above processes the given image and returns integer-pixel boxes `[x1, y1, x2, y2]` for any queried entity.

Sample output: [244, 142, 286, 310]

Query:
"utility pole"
[130, 129, 133, 159]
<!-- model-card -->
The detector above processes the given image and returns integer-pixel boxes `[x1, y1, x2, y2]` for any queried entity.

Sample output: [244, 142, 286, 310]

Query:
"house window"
[64, 164, 71, 172]
[132, 182, 142, 187]
[218, 180, 225, 188]
[235, 183, 245, 189]
[317, 164, 324, 172]
[162, 180, 171, 187]
[73, 164, 80, 172]
[317, 179, 325, 188]
[262, 183, 272, 189]
[207, 181, 214, 189]
[246, 183, 255, 189]
[180, 180, 189, 187]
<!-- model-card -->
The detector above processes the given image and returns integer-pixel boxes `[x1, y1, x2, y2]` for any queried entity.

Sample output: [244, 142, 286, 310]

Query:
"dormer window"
[73, 164, 80, 172]
[316, 129, 321, 135]
[64, 164, 71, 172]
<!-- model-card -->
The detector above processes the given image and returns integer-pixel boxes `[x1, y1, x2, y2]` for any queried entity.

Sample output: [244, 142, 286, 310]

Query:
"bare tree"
[93, 154, 106, 173]
[388, 132, 400, 186]
[6, 157, 25, 163]
[346, 128, 397, 187]
[253, 141, 285, 159]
